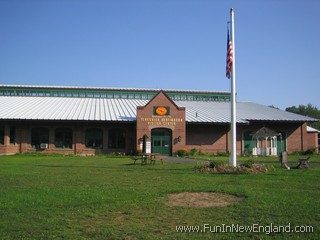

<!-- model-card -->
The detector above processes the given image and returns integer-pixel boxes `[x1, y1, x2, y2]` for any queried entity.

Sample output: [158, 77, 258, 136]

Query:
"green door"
[151, 128, 172, 155]
[152, 136, 172, 155]
[277, 132, 286, 154]
[243, 131, 254, 155]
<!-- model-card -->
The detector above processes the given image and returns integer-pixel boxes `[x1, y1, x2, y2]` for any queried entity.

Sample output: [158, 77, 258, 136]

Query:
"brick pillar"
[74, 126, 84, 155]
[20, 126, 29, 153]
[103, 128, 108, 154]
[4, 125, 10, 145]
[300, 123, 307, 152]
[49, 127, 55, 150]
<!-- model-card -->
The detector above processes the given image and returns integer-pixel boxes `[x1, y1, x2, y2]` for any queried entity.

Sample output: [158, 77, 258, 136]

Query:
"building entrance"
[151, 128, 172, 155]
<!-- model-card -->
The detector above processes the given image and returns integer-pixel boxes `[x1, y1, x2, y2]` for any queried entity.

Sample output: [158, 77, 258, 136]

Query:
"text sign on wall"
[146, 141, 151, 153]
[140, 117, 183, 126]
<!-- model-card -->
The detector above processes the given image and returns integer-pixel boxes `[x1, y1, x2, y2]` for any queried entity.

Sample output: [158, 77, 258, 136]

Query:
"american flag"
[226, 28, 233, 79]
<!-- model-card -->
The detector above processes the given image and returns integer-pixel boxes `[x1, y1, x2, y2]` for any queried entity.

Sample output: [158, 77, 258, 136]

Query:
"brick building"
[0, 85, 318, 156]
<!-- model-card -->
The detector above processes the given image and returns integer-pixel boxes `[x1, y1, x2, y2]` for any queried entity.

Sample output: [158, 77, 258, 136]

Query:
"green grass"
[0, 154, 319, 239]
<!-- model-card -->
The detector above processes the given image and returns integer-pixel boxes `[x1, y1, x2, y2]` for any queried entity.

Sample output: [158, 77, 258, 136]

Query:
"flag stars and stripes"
[226, 28, 233, 79]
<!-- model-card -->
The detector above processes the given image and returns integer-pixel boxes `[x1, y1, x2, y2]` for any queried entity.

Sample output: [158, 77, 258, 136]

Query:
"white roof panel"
[0, 96, 318, 123]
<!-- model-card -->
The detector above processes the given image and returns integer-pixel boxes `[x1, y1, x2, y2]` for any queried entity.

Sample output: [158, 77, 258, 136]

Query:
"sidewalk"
[162, 156, 204, 164]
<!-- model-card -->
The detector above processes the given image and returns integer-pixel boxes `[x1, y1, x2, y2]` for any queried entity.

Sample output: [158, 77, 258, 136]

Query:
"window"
[108, 128, 126, 149]
[10, 127, 15, 145]
[85, 128, 103, 149]
[0, 126, 4, 145]
[55, 128, 73, 149]
[31, 128, 49, 149]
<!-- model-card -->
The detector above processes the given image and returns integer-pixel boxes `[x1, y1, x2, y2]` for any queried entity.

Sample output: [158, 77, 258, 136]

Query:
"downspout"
[300, 124, 304, 152]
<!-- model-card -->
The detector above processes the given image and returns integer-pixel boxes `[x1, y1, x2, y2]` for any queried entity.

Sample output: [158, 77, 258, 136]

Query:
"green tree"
[286, 104, 320, 130]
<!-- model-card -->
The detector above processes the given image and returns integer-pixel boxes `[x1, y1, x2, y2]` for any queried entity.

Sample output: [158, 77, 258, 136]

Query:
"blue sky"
[0, 0, 319, 109]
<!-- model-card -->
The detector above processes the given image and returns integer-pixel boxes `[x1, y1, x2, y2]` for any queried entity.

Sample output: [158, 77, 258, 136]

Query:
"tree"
[286, 104, 320, 130]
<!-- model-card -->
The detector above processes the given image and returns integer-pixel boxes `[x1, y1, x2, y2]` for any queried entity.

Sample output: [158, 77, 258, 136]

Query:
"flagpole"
[230, 8, 237, 167]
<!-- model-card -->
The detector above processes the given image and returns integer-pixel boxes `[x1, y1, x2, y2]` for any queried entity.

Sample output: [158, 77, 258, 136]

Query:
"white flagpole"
[230, 8, 237, 167]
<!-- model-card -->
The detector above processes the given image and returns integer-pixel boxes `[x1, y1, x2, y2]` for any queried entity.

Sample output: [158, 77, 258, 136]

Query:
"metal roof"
[307, 126, 320, 133]
[0, 85, 231, 102]
[177, 101, 318, 123]
[0, 84, 229, 95]
[0, 96, 318, 123]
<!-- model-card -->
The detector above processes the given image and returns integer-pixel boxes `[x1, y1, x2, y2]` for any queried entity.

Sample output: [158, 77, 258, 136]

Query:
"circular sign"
[156, 107, 167, 115]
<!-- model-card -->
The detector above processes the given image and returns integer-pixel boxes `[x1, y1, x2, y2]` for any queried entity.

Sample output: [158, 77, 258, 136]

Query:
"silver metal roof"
[0, 84, 229, 95]
[0, 96, 317, 123]
[307, 126, 320, 132]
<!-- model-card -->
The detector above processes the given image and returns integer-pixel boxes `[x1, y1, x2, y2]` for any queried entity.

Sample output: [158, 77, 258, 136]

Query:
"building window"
[10, 127, 15, 145]
[31, 128, 49, 149]
[0, 126, 4, 145]
[55, 128, 73, 149]
[85, 128, 103, 149]
[108, 128, 126, 149]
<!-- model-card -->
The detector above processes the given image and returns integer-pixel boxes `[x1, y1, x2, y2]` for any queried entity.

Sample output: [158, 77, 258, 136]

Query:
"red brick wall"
[239, 122, 317, 154]
[0, 118, 316, 156]
[186, 124, 229, 153]
[0, 121, 135, 156]
[136, 91, 186, 154]
[305, 130, 319, 153]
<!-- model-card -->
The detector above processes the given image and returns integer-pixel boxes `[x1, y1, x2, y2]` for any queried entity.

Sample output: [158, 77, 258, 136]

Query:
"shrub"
[193, 161, 208, 172]
[243, 149, 252, 157]
[240, 159, 255, 169]
[193, 161, 274, 175]
[189, 148, 198, 156]
[136, 149, 142, 155]
[215, 151, 230, 157]
[177, 148, 188, 157]
[95, 148, 104, 156]
[303, 148, 316, 156]
[209, 159, 226, 169]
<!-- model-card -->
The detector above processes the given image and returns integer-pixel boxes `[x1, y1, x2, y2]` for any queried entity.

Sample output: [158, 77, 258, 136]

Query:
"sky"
[0, 0, 319, 110]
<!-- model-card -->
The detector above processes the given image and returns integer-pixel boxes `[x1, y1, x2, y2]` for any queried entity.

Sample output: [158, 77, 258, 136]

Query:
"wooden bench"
[131, 155, 147, 165]
[297, 156, 311, 169]
[150, 157, 163, 165]
[132, 154, 163, 165]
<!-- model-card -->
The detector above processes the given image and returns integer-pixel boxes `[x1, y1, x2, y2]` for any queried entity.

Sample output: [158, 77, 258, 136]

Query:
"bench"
[132, 154, 163, 165]
[131, 155, 147, 165]
[297, 156, 311, 169]
[150, 157, 163, 165]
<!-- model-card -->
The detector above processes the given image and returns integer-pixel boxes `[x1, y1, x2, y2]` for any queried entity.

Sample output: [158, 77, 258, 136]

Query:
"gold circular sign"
[156, 107, 167, 115]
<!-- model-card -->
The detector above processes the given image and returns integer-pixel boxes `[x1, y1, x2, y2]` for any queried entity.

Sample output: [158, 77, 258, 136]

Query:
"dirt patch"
[167, 192, 244, 208]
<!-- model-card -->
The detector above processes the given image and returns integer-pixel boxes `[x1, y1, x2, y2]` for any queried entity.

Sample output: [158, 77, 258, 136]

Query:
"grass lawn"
[0, 154, 319, 239]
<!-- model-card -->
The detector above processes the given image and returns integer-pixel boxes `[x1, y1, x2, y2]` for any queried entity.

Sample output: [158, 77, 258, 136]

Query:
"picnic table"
[297, 156, 311, 169]
[131, 153, 163, 165]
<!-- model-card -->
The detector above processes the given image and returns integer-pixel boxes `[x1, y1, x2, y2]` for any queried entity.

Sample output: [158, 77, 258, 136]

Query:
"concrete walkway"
[162, 156, 205, 164]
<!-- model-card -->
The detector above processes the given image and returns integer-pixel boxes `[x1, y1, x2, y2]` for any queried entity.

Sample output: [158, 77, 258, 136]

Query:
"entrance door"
[151, 128, 172, 155]
[277, 132, 286, 154]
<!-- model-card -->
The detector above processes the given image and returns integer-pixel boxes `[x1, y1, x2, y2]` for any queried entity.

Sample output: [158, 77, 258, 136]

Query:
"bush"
[209, 160, 226, 169]
[215, 151, 230, 157]
[176, 148, 188, 157]
[240, 159, 255, 169]
[189, 148, 198, 156]
[303, 148, 316, 156]
[95, 148, 104, 156]
[193, 160, 274, 175]
[243, 149, 252, 157]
